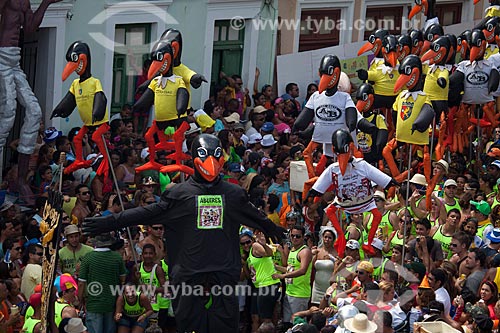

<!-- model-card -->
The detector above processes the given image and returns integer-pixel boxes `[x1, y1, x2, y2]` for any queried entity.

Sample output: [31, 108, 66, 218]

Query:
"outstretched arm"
[51, 92, 76, 119]
[83, 194, 173, 235]
[293, 107, 314, 132]
[24, 0, 62, 33]
[133, 89, 154, 115]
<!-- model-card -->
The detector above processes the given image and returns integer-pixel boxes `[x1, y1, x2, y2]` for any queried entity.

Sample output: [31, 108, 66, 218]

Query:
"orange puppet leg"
[382, 138, 400, 179]
[423, 146, 431, 184]
[426, 173, 440, 212]
[362, 207, 382, 257]
[92, 123, 111, 178]
[302, 177, 319, 203]
[315, 154, 328, 176]
[444, 106, 456, 147]
[484, 101, 499, 128]
[64, 126, 92, 175]
[304, 141, 320, 178]
[325, 204, 347, 258]
[136, 122, 163, 172]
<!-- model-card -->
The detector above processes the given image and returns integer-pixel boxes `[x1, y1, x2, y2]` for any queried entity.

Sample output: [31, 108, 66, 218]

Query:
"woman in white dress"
[311, 225, 338, 304]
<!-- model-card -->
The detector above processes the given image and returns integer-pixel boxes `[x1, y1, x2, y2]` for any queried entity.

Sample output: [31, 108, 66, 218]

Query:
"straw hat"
[344, 313, 377, 333]
[410, 174, 427, 186]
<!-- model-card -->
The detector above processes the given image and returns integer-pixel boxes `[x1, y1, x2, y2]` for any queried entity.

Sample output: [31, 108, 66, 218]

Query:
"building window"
[435, 3, 462, 26]
[111, 24, 151, 114]
[210, 20, 245, 96]
[299, 9, 341, 52]
[364, 6, 403, 40]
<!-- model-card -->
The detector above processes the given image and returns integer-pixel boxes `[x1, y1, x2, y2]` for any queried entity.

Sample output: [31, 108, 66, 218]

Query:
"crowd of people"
[1, 40, 500, 333]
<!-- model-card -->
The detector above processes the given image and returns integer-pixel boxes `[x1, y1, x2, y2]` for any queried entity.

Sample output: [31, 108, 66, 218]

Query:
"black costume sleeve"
[190, 74, 207, 89]
[357, 118, 377, 135]
[51, 92, 76, 119]
[236, 194, 286, 243]
[345, 107, 359, 132]
[176, 87, 189, 116]
[92, 92, 107, 124]
[135, 79, 152, 95]
[375, 128, 388, 156]
[82, 192, 173, 236]
[489, 68, 500, 93]
[293, 107, 314, 132]
[411, 103, 435, 133]
[133, 89, 154, 115]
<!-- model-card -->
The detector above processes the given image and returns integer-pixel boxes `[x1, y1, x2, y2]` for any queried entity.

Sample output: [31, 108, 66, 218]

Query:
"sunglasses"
[33, 252, 43, 256]
[152, 226, 163, 231]
[14, 247, 22, 251]
[79, 191, 90, 195]
[290, 234, 303, 239]
[145, 201, 156, 204]
[240, 240, 252, 246]
[356, 270, 365, 275]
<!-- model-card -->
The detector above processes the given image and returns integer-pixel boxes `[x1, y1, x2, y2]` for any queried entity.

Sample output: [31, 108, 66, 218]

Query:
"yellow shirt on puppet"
[423, 65, 450, 101]
[393, 91, 432, 145]
[148, 75, 187, 122]
[173, 63, 196, 108]
[367, 63, 400, 96]
[69, 77, 109, 126]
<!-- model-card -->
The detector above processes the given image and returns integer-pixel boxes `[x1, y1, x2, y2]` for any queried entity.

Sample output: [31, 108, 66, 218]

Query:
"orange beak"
[384, 51, 398, 68]
[337, 152, 350, 176]
[356, 100, 369, 113]
[484, 29, 495, 43]
[470, 46, 481, 62]
[473, 0, 481, 4]
[408, 2, 426, 20]
[421, 49, 437, 64]
[62, 54, 87, 81]
[394, 73, 411, 93]
[358, 41, 374, 56]
[147, 53, 172, 80]
[194, 156, 224, 182]
[421, 40, 432, 56]
[318, 67, 340, 93]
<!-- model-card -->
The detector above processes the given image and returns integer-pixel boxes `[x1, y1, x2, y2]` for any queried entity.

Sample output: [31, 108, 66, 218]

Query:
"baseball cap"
[29, 293, 42, 307]
[228, 163, 243, 173]
[64, 224, 80, 237]
[357, 261, 374, 274]
[346, 239, 360, 250]
[281, 93, 293, 101]
[261, 122, 275, 133]
[252, 106, 267, 114]
[470, 200, 492, 216]
[371, 238, 384, 251]
[444, 179, 457, 187]
[233, 123, 245, 130]
[194, 109, 215, 132]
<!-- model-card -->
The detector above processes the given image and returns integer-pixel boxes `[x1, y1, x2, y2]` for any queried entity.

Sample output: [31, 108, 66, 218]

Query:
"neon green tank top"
[432, 225, 453, 259]
[54, 301, 69, 327]
[157, 259, 170, 310]
[444, 198, 461, 213]
[370, 257, 389, 282]
[285, 245, 312, 298]
[139, 262, 160, 311]
[22, 317, 41, 333]
[477, 221, 493, 240]
[123, 292, 145, 317]
[492, 196, 500, 210]
[248, 246, 280, 288]
[367, 210, 393, 238]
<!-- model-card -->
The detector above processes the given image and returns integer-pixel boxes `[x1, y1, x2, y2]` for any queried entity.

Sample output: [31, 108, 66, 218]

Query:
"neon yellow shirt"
[174, 63, 196, 108]
[148, 76, 187, 122]
[69, 77, 109, 126]
[485, 45, 499, 59]
[424, 66, 449, 101]
[393, 92, 432, 145]
[367, 64, 400, 96]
